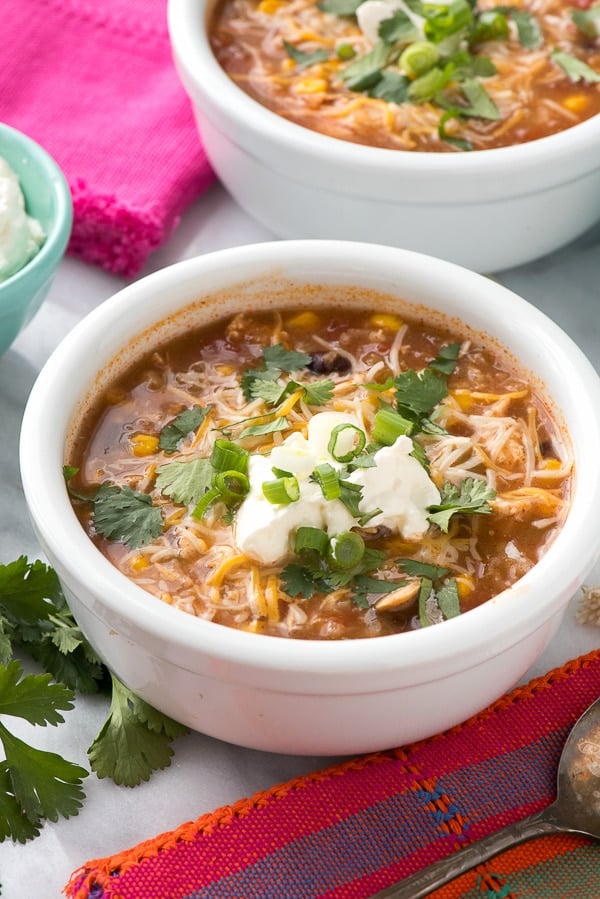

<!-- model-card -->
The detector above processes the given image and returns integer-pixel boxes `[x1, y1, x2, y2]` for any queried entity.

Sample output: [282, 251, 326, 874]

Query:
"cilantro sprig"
[0, 660, 88, 843]
[241, 343, 334, 408]
[158, 404, 211, 454]
[369, 342, 460, 441]
[426, 476, 496, 531]
[396, 559, 462, 626]
[0, 557, 190, 843]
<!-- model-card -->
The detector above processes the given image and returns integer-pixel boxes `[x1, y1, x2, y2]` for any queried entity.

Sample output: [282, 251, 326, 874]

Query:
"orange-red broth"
[210, 0, 600, 152]
[68, 306, 571, 640]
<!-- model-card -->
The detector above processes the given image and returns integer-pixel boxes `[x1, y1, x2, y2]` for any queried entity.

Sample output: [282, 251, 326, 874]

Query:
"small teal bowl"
[0, 124, 73, 355]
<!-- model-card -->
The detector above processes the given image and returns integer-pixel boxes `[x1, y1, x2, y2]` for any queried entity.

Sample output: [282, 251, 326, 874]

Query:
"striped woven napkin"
[1, 0, 214, 277]
[65, 648, 600, 899]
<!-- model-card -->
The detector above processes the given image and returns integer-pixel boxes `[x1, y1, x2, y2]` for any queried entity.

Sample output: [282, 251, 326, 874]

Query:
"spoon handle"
[369, 806, 562, 899]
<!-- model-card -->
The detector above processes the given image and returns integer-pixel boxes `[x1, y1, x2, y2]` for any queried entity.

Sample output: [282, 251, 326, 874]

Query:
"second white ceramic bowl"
[168, 0, 600, 273]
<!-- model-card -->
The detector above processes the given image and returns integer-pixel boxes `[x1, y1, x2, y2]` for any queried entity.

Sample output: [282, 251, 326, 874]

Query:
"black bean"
[307, 350, 352, 375]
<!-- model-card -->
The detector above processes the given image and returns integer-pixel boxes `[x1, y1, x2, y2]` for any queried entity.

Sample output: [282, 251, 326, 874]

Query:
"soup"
[67, 303, 572, 640]
[209, 0, 600, 151]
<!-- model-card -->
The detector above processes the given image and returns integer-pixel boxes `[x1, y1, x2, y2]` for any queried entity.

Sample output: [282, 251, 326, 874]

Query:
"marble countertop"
[2, 184, 599, 898]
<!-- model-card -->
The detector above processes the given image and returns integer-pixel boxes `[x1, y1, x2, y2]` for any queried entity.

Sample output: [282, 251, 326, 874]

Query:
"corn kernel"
[281, 57, 295, 72]
[257, 0, 282, 12]
[293, 78, 328, 95]
[563, 94, 589, 114]
[161, 592, 173, 605]
[243, 619, 267, 634]
[130, 434, 159, 456]
[286, 310, 321, 331]
[543, 458, 562, 470]
[215, 363, 235, 376]
[452, 389, 473, 411]
[130, 554, 149, 572]
[456, 576, 474, 599]
[370, 313, 403, 330]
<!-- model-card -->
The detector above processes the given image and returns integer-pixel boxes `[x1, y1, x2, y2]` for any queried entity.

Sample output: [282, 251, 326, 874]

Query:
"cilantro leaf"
[318, 0, 363, 13]
[238, 416, 289, 439]
[490, 7, 541, 47]
[395, 367, 449, 420]
[250, 378, 290, 405]
[241, 344, 311, 402]
[378, 10, 420, 44]
[0, 720, 88, 825]
[88, 673, 189, 787]
[0, 765, 41, 843]
[0, 559, 107, 695]
[436, 579, 461, 619]
[439, 109, 473, 151]
[263, 344, 311, 372]
[303, 379, 335, 406]
[551, 49, 600, 84]
[0, 660, 88, 841]
[396, 559, 450, 581]
[241, 367, 280, 402]
[156, 458, 214, 506]
[251, 376, 334, 408]
[0, 660, 74, 725]
[418, 577, 434, 627]
[572, 4, 600, 39]
[93, 484, 163, 548]
[429, 342, 461, 375]
[368, 70, 410, 103]
[352, 574, 405, 607]
[0, 556, 64, 624]
[283, 40, 330, 68]
[427, 477, 496, 531]
[505, 8, 542, 48]
[281, 563, 316, 599]
[460, 78, 501, 120]
[341, 40, 391, 91]
[158, 405, 211, 454]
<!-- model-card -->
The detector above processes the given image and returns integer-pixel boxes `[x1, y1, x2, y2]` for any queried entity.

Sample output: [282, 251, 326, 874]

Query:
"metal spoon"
[371, 695, 600, 899]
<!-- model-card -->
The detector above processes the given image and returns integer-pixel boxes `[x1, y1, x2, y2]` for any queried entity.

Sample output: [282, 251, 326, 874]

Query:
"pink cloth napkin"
[0, 0, 215, 276]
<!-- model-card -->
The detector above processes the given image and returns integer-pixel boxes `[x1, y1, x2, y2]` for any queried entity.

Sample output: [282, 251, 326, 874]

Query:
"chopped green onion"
[210, 439, 249, 473]
[295, 526, 329, 556]
[327, 423, 366, 462]
[423, 0, 474, 44]
[263, 476, 300, 505]
[328, 531, 365, 570]
[470, 10, 509, 45]
[213, 470, 250, 500]
[399, 41, 439, 78]
[372, 404, 413, 445]
[408, 63, 453, 102]
[336, 42, 356, 61]
[312, 462, 342, 500]
[192, 486, 221, 519]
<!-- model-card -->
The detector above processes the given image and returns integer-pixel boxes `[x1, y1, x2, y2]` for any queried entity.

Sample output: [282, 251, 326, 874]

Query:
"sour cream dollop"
[0, 157, 45, 283]
[234, 412, 440, 565]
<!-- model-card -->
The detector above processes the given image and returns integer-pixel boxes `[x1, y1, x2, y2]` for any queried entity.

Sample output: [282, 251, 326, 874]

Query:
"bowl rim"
[168, 0, 600, 179]
[0, 123, 73, 294]
[19, 240, 600, 683]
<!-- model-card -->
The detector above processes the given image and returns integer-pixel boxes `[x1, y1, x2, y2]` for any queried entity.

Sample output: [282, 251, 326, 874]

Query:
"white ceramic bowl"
[19, 241, 600, 755]
[168, 0, 600, 273]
